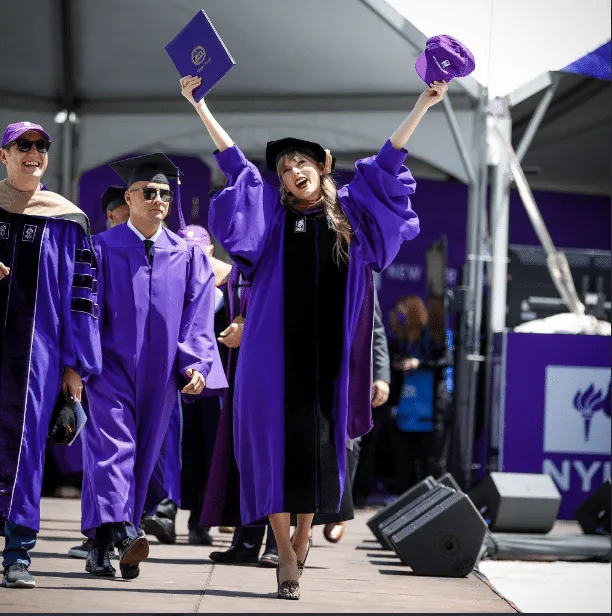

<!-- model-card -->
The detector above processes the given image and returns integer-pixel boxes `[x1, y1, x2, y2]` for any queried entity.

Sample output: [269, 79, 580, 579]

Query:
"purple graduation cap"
[415, 34, 475, 85]
[110, 152, 187, 228]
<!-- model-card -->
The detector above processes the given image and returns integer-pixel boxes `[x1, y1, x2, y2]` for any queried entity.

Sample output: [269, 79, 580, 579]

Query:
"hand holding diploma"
[62, 367, 83, 403]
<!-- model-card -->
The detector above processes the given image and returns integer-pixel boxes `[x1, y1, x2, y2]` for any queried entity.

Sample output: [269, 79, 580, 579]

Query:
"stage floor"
[0, 499, 517, 613]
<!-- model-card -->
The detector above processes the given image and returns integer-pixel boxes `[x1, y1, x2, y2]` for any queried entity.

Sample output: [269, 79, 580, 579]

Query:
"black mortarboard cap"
[101, 185, 127, 214]
[265, 137, 336, 173]
[109, 152, 187, 228]
[110, 152, 182, 188]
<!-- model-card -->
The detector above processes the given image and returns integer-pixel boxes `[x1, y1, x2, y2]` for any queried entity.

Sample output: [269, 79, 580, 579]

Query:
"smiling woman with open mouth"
[180, 72, 448, 600]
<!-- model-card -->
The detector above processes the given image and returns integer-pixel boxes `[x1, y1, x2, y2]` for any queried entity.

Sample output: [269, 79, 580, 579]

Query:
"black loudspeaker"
[380, 485, 454, 550]
[438, 472, 461, 492]
[575, 479, 611, 535]
[389, 485, 488, 577]
[468, 472, 561, 533]
[367, 476, 437, 546]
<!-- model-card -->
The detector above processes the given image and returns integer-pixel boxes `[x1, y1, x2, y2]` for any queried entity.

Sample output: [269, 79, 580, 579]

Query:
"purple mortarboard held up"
[415, 35, 475, 85]
[165, 10, 235, 102]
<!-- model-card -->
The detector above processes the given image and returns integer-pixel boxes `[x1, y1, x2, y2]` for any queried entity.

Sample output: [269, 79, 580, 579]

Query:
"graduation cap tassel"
[176, 176, 187, 230]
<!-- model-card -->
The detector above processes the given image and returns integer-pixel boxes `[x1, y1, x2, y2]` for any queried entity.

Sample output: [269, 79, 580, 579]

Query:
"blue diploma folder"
[68, 399, 88, 446]
[165, 10, 235, 101]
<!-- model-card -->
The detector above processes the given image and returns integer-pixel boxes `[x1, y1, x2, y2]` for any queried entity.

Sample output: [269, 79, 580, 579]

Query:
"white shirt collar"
[127, 219, 163, 243]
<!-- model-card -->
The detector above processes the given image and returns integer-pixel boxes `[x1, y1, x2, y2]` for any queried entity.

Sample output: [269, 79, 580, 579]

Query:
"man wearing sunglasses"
[79, 152, 227, 581]
[0, 121, 102, 588]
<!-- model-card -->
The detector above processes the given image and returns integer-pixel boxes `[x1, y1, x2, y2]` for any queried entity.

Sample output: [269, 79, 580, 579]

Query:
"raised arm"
[390, 81, 448, 150]
[180, 76, 234, 152]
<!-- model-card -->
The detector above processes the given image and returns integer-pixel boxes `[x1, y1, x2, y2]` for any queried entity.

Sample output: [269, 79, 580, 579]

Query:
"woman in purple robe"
[181, 75, 448, 600]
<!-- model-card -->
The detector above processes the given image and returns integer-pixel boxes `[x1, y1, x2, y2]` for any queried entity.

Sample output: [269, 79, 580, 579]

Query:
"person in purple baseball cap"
[0, 122, 102, 588]
[179, 69, 448, 600]
[416, 34, 476, 86]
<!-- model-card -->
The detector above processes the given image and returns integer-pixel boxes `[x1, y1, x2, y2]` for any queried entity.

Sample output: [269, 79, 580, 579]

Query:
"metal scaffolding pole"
[60, 115, 74, 200]
[442, 97, 477, 186]
[482, 98, 512, 473]
[452, 86, 489, 489]
[488, 99, 512, 334]
[515, 78, 560, 163]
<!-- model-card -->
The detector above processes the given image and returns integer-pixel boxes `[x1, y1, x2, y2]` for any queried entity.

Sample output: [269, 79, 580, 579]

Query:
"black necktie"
[143, 239, 155, 265]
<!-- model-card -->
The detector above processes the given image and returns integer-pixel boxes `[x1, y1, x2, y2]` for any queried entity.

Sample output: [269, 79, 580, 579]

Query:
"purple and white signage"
[494, 332, 611, 519]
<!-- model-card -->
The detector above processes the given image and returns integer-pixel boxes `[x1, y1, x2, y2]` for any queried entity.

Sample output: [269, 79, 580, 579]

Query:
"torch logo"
[574, 381, 611, 441]
[544, 365, 610, 455]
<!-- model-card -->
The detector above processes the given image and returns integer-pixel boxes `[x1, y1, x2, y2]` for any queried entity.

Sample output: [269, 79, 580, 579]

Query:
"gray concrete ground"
[478, 560, 611, 613]
[1, 498, 517, 613]
[479, 519, 611, 613]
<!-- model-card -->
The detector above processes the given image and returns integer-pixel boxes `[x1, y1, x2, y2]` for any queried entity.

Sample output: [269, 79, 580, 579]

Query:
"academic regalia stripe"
[73, 273, 94, 290]
[75, 248, 93, 264]
[71, 297, 99, 318]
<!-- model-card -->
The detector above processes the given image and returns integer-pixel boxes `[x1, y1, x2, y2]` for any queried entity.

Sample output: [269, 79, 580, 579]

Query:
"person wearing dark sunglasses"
[0, 121, 102, 589]
[78, 152, 228, 581]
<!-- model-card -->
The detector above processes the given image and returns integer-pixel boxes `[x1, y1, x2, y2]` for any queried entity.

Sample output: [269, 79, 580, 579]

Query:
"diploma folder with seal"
[165, 10, 235, 101]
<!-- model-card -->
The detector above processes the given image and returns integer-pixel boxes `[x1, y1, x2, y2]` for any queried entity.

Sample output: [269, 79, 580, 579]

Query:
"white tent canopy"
[508, 70, 610, 196]
[0, 0, 483, 194]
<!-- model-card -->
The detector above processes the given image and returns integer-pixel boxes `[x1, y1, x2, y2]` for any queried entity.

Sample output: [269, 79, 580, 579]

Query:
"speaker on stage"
[388, 484, 487, 577]
[575, 479, 611, 535]
[438, 472, 461, 492]
[367, 476, 437, 546]
[368, 473, 463, 547]
[468, 472, 561, 533]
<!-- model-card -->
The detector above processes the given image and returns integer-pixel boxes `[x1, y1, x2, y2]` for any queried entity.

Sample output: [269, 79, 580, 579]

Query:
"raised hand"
[416, 80, 449, 111]
[180, 75, 203, 106]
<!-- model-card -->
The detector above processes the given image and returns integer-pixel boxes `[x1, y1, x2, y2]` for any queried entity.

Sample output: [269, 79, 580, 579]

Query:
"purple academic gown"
[80, 224, 227, 535]
[0, 212, 101, 532]
[208, 139, 419, 525]
[200, 266, 250, 526]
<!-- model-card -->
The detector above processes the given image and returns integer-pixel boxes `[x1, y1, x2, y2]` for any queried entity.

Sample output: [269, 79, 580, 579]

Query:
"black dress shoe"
[85, 545, 116, 577]
[142, 515, 176, 545]
[259, 548, 278, 568]
[189, 527, 213, 546]
[118, 536, 149, 580]
[209, 545, 260, 564]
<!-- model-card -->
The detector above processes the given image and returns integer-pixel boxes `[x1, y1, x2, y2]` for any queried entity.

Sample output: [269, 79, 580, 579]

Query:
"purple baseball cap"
[415, 35, 475, 85]
[2, 121, 51, 148]
[177, 224, 212, 248]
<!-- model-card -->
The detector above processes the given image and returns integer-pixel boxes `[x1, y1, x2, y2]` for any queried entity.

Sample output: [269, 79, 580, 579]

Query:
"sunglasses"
[129, 187, 173, 203]
[8, 138, 52, 153]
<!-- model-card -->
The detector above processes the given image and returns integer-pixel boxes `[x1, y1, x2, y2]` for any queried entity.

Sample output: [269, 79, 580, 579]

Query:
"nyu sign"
[495, 332, 611, 519]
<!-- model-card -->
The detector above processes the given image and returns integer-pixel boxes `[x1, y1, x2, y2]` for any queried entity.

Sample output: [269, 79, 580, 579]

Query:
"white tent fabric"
[0, 0, 482, 193]
[508, 70, 610, 196]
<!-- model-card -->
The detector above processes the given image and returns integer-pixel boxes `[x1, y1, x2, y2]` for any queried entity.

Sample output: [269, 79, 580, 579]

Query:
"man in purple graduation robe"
[0, 122, 101, 589]
[79, 153, 227, 580]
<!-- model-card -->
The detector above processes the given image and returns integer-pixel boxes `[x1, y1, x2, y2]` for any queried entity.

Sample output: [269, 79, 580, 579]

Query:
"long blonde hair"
[276, 151, 352, 264]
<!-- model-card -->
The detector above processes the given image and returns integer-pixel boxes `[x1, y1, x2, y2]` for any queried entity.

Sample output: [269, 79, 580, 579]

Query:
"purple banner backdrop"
[77, 153, 610, 314]
[77, 154, 211, 236]
[496, 331, 610, 520]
